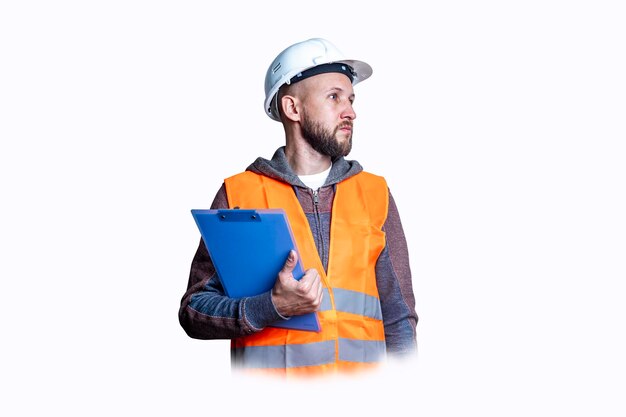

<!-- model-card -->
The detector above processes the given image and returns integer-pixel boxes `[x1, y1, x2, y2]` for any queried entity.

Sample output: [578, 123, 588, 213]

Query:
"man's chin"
[337, 138, 352, 157]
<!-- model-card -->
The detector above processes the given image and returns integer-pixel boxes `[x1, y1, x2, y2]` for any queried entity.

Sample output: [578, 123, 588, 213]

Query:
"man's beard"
[301, 117, 352, 160]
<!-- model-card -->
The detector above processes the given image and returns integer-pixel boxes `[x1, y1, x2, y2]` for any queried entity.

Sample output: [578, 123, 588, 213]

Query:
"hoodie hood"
[246, 146, 363, 188]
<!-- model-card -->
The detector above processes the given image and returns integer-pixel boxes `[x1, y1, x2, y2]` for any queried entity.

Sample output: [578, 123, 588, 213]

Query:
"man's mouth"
[339, 123, 352, 132]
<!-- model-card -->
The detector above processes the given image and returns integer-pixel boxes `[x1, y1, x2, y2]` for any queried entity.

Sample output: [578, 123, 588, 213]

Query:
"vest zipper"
[312, 188, 326, 269]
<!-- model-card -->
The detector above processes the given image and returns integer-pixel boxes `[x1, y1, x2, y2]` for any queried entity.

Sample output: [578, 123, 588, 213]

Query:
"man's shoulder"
[348, 170, 388, 187]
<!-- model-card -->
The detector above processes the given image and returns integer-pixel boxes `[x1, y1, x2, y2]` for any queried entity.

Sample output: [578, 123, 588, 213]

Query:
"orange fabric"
[335, 312, 386, 340]
[327, 173, 388, 297]
[224, 171, 388, 375]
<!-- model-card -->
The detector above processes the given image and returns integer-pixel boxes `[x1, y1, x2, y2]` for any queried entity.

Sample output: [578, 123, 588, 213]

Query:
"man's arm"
[178, 184, 287, 339]
[376, 191, 419, 355]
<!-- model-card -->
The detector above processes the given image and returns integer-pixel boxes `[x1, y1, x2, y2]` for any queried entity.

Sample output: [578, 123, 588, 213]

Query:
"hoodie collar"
[246, 146, 363, 189]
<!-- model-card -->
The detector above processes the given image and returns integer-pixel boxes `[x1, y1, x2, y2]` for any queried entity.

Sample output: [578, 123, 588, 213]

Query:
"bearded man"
[179, 38, 418, 378]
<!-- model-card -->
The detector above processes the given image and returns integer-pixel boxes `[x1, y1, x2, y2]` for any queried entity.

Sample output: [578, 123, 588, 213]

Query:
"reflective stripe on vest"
[232, 338, 386, 368]
[319, 287, 382, 319]
[224, 171, 388, 375]
[331, 287, 383, 320]
[233, 340, 336, 368]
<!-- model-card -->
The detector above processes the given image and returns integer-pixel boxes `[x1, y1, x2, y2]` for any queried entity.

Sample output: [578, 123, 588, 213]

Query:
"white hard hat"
[264, 38, 373, 121]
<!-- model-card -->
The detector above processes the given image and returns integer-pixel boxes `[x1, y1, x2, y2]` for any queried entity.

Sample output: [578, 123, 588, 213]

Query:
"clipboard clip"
[217, 209, 262, 222]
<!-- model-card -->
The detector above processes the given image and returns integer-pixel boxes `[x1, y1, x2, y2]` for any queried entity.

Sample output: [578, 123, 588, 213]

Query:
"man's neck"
[284, 143, 331, 175]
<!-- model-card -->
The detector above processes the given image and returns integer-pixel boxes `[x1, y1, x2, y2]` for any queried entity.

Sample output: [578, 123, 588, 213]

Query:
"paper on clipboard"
[191, 208, 321, 332]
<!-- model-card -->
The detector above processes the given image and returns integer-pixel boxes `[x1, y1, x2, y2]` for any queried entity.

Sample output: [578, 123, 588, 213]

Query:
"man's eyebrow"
[325, 86, 355, 97]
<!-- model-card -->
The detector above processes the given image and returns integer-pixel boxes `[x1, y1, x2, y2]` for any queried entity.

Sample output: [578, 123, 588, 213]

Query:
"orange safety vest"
[224, 171, 389, 378]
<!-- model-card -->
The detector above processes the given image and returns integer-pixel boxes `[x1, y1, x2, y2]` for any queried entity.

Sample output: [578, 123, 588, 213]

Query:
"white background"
[1, 1, 625, 415]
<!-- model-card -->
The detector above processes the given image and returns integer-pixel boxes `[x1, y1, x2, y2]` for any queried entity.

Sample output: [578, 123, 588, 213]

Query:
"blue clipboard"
[191, 208, 321, 332]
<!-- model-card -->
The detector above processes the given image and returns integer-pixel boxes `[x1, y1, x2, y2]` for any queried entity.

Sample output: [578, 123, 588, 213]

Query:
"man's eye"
[329, 94, 337, 99]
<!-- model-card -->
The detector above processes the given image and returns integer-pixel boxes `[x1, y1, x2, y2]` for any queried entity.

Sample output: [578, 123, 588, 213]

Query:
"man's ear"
[280, 95, 300, 122]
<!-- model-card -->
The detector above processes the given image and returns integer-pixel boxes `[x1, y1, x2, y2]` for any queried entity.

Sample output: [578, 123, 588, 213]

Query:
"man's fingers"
[272, 265, 323, 316]
[278, 250, 298, 278]
[297, 270, 323, 309]
[316, 278, 324, 303]
[297, 269, 319, 291]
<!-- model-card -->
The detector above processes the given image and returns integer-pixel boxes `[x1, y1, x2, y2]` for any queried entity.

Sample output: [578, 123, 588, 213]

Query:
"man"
[179, 38, 418, 377]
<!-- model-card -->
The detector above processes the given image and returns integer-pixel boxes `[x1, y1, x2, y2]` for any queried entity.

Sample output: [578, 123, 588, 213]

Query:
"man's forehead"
[301, 72, 355, 92]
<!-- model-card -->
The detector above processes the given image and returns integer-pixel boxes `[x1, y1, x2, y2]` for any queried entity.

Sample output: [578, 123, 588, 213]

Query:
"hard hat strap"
[289, 62, 355, 85]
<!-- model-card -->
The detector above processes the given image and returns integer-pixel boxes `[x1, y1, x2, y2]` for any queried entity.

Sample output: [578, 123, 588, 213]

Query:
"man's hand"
[271, 250, 323, 317]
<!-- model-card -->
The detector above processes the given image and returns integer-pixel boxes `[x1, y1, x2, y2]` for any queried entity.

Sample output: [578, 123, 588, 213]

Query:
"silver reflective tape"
[233, 340, 336, 369]
[333, 288, 383, 320]
[286, 340, 335, 368]
[232, 344, 285, 369]
[320, 288, 332, 311]
[338, 338, 386, 363]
